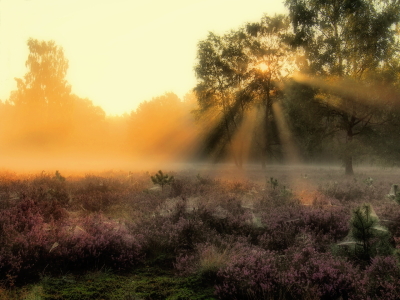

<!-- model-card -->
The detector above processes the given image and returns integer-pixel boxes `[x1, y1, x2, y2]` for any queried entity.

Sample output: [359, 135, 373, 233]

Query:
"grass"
[4, 267, 216, 300]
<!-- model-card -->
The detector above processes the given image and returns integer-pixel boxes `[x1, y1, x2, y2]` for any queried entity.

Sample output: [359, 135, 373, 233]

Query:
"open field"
[1, 164, 400, 299]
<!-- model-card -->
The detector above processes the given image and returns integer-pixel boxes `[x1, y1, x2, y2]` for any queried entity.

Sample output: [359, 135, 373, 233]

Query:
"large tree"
[283, 80, 331, 161]
[194, 15, 294, 167]
[285, 0, 400, 174]
[10, 38, 72, 144]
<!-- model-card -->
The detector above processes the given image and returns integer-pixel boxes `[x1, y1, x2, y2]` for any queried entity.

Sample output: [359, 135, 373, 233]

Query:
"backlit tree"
[194, 15, 295, 168]
[285, 0, 400, 174]
[10, 38, 72, 146]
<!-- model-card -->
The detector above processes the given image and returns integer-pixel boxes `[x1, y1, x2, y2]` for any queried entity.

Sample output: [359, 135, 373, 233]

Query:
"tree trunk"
[344, 155, 354, 175]
[344, 125, 354, 176]
[261, 89, 271, 170]
[261, 151, 267, 169]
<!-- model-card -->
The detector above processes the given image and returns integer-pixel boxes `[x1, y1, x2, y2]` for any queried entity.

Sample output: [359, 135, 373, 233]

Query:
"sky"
[0, 0, 286, 116]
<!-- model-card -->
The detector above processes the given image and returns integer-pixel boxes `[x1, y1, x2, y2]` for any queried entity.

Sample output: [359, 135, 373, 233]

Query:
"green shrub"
[338, 204, 393, 262]
[151, 170, 174, 191]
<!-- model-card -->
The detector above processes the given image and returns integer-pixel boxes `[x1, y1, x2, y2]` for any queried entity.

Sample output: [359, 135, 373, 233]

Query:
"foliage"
[128, 92, 198, 161]
[215, 241, 360, 299]
[386, 184, 400, 204]
[258, 205, 349, 252]
[9, 39, 72, 147]
[269, 177, 278, 189]
[23, 268, 215, 300]
[318, 178, 382, 202]
[174, 243, 231, 283]
[1, 38, 117, 159]
[361, 255, 400, 299]
[194, 14, 294, 167]
[338, 204, 393, 262]
[215, 245, 282, 299]
[284, 0, 400, 174]
[283, 80, 330, 161]
[363, 177, 373, 187]
[0, 198, 144, 285]
[1, 168, 400, 300]
[52, 214, 145, 271]
[53, 170, 65, 182]
[151, 170, 175, 191]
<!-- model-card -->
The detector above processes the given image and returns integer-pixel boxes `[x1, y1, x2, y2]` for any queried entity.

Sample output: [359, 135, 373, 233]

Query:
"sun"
[257, 62, 269, 72]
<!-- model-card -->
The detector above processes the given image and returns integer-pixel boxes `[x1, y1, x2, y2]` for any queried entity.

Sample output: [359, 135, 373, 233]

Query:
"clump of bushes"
[318, 178, 383, 202]
[362, 255, 400, 299]
[215, 242, 361, 300]
[257, 205, 349, 252]
[51, 213, 144, 271]
[0, 197, 144, 285]
[1, 168, 400, 300]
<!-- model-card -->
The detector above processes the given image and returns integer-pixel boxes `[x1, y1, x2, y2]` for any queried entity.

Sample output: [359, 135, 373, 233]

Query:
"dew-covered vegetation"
[1, 166, 400, 299]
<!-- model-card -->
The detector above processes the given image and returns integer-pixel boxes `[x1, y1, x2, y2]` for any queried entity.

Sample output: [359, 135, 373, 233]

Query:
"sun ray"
[292, 72, 400, 110]
[271, 101, 300, 165]
[270, 100, 324, 205]
[229, 105, 258, 167]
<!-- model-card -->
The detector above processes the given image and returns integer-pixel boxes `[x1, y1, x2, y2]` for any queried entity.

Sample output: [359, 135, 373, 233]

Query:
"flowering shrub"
[215, 239, 361, 300]
[258, 205, 305, 251]
[1, 168, 400, 297]
[0, 199, 48, 284]
[215, 245, 282, 299]
[170, 178, 184, 197]
[26, 173, 70, 206]
[0, 199, 144, 285]
[318, 179, 384, 203]
[195, 203, 254, 237]
[302, 207, 349, 239]
[174, 251, 198, 276]
[52, 214, 144, 271]
[283, 243, 360, 299]
[141, 215, 207, 259]
[360, 256, 400, 299]
[258, 205, 350, 252]
[302, 206, 350, 251]
[73, 190, 122, 212]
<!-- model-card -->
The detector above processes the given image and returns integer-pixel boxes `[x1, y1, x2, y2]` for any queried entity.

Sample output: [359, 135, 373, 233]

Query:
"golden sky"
[0, 0, 286, 115]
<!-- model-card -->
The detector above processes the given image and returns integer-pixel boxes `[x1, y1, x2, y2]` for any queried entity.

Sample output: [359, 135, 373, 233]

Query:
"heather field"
[1, 165, 400, 299]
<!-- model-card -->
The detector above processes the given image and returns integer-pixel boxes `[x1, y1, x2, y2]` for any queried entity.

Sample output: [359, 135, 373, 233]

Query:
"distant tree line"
[1, 0, 400, 174]
[0, 39, 198, 164]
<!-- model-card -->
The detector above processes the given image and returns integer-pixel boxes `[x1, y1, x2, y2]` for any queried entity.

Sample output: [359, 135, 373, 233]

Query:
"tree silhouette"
[194, 15, 294, 168]
[10, 38, 72, 146]
[129, 92, 198, 161]
[285, 0, 400, 174]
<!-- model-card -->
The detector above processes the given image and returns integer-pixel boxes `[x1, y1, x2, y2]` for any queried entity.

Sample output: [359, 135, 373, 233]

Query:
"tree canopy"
[1, 39, 111, 158]
[193, 0, 400, 173]
[284, 0, 400, 174]
[194, 14, 294, 167]
[2, 1, 400, 174]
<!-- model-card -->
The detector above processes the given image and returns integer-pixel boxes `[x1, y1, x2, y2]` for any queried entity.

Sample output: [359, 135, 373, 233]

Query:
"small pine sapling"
[53, 170, 65, 182]
[363, 177, 373, 187]
[151, 170, 174, 191]
[269, 177, 278, 190]
[280, 185, 292, 198]
[338, 204, 393, 262]
[387, 184, 400, 203]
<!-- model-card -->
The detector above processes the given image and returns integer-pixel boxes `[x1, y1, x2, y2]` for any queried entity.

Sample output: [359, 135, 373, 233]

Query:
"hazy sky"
[0, 0, 286, 115]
